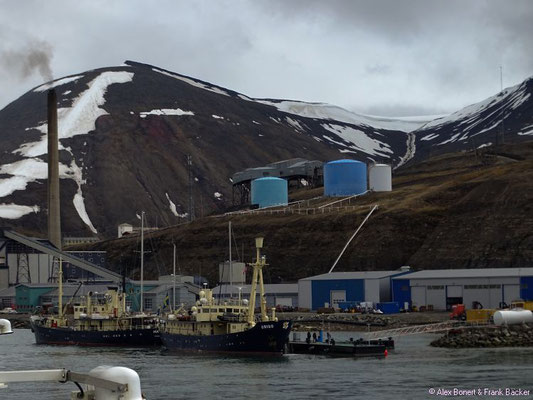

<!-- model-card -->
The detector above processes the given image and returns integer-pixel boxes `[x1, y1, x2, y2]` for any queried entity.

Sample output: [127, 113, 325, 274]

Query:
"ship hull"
[31, 321, 161, 346]
[161, 320, 292, 354]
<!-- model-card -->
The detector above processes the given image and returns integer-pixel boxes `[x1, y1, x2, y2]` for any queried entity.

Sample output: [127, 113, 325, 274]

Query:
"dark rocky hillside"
[75, 142, 533, 284]
[0, 61, 408, 237]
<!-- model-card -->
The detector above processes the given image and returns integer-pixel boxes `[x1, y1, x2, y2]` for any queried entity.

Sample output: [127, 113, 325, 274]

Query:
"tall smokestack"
[47, 89, 61, 250]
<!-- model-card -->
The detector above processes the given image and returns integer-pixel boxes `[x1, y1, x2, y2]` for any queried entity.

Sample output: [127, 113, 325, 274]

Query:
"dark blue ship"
[30, 316, 161, 346]
[161, 237, 292, 354]
[30, 288, 161, 347]
[161, 319, 291, 354]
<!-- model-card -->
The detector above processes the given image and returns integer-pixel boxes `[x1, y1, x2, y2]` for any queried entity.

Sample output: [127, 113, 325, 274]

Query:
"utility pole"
[187, 155, 195, 222]
[500, 66, 505, 145]
[140, 211, 144, 313]
[173, 242, 176, 311]
[229, 221, 232, 298]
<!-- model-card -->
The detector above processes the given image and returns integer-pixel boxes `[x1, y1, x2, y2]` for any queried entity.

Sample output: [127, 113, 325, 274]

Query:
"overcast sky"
[0, 0, 532, 116]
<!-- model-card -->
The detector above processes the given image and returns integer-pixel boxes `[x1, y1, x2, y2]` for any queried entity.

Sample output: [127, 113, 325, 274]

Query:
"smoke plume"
[1, 40, 53, 82]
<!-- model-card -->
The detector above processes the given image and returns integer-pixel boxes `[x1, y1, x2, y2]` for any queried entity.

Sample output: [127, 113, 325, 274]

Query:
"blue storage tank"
[324, 159, 367, 196]
[251, 177, 288, 208]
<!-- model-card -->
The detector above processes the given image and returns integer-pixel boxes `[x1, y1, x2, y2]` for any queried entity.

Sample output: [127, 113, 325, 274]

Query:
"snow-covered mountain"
[411, 77, 533, 162]
[254, 99, 442, 133]
[0, 60, 531, 237]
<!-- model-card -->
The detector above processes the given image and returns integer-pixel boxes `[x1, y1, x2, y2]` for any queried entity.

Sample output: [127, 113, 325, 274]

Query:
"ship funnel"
[47, 89, 61, 250]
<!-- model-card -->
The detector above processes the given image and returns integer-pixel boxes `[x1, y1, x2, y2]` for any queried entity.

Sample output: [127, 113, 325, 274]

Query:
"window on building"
[144, 298, 153, 310]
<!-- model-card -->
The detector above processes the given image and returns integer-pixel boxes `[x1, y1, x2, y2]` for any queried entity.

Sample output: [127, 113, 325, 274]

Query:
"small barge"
[288, 340, 387, 357]
[287, 334, 394, 357]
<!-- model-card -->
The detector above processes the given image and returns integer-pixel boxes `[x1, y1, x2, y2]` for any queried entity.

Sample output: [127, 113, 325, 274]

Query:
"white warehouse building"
[392, 268, 533, 311]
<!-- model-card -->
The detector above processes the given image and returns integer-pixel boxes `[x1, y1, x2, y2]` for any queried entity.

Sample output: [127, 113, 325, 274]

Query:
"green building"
[15, 284, 57, 313]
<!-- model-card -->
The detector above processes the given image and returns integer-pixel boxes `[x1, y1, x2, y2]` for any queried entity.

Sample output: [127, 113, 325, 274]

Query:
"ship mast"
[58, 258, 63, 319]
[247, 237, 268, 325]
[140, 211, 144, 314]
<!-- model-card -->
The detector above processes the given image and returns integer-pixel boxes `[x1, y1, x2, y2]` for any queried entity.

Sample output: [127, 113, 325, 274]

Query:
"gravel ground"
[277, 311, 450, 332]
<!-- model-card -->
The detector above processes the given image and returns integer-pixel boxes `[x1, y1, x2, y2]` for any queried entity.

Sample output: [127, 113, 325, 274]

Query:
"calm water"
[1, 329, 532, 399]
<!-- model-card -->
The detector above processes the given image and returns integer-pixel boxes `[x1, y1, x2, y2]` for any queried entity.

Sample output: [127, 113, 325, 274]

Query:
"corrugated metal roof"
[393, 268, 533, 280]
[212, 283, 298, 294]
[300, 271, 406, 281]
[130, 280, 161, 286]
[145, 283, 196, 294]
[46, 284, 115, 297]
[15, 283, 58, 289]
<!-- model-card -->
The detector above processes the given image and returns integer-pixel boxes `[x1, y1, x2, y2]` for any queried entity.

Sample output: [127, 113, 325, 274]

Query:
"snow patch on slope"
[258, 100, 443, 132]
[420, 133, 439, 141]
[166, 193, 188, 218]
[139, 108, 194, 118]
[396, 132, 416, 168]
[34, 75, 84, 92]
[0, 71, 133, 226]
[65, 158, 97, 233]
[518, 124, 533, 136]
[0, 204, 40, 219]
[286, 117, 305, 132]
[18, 71, 134, 157]
[322, 124, 393, 157]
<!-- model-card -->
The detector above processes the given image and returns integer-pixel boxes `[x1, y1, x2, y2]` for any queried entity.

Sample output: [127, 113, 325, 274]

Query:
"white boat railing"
[0, 366, 143, 400]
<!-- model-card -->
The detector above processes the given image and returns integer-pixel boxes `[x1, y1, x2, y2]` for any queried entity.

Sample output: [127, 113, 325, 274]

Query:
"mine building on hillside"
[231, 158, 323, 205]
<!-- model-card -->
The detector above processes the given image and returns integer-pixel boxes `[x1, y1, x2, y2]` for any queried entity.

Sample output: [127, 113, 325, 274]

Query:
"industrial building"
[219, 261, 246, 286]
[12, 275, 200, 314]
[231, 158, 323, 205]
[298, 271, 409, 310]
[213, 283, 299, 309]
[15, 283, 58, 313]
[0, 286, 16, 309]
[392, 268, 533, 311]
[143, 275, 198, 312]
[0, 229, 121, 288]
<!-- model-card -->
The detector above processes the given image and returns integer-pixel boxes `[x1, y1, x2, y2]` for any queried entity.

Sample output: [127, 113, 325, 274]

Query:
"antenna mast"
[500, 66, 505, 144]
[187, 155, 195, 222]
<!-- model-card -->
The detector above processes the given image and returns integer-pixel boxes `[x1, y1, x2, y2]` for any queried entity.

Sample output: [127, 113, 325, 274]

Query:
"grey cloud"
[366, 64, 391, 75]
[0, 0, 531, 116]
